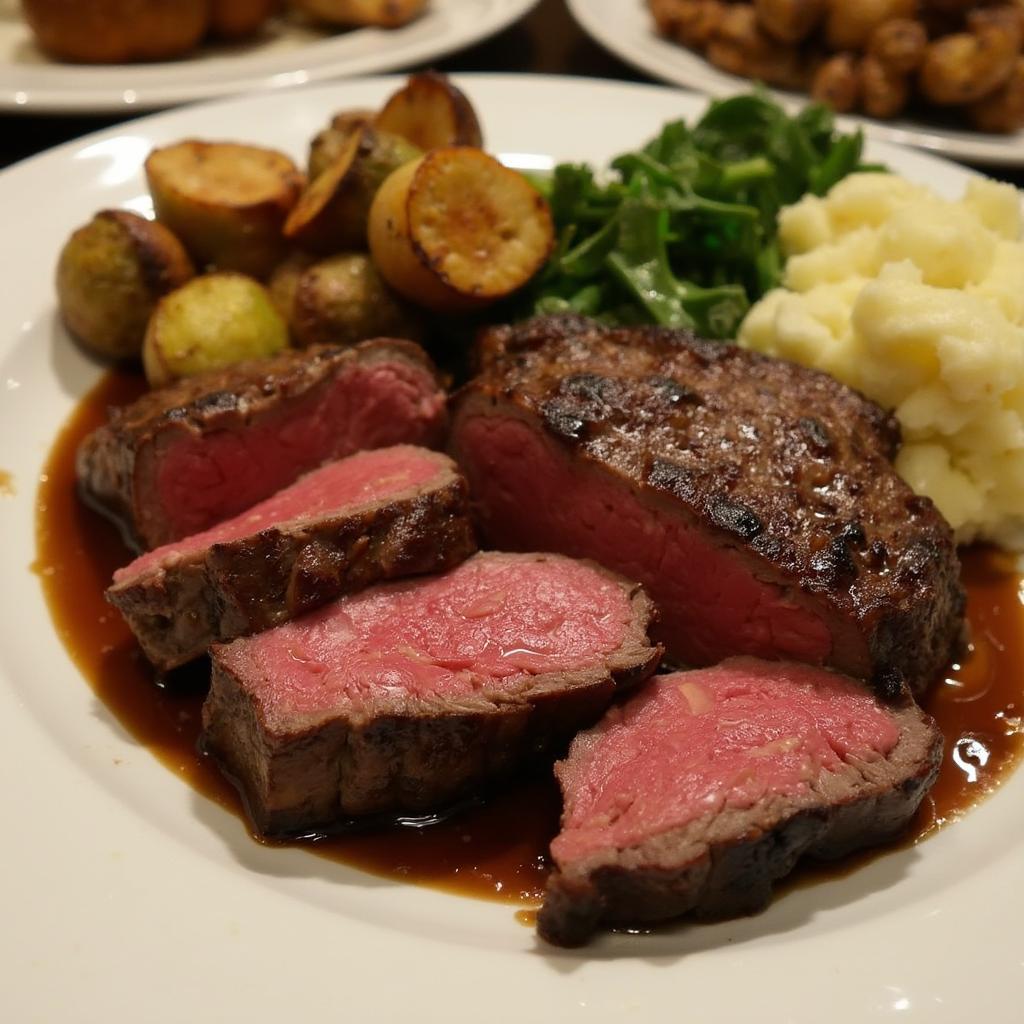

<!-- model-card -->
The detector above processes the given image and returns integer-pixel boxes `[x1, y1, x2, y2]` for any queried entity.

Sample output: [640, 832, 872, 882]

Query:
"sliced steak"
[450, 315, 963, 697]
[78, 339, 447, 550]
[538, 657, 942, 947]
[107, 446, 475, 672]
[204, 551, 661, 835]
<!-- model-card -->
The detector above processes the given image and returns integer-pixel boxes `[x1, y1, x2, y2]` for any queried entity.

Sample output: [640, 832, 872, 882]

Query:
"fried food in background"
[649, 0, 1024, 132]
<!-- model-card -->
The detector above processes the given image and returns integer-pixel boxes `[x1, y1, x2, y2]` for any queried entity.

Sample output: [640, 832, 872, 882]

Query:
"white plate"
[1, 74, 1022, 1023]
[567, 0, 1024, 166]
[0, 0, 538, 113]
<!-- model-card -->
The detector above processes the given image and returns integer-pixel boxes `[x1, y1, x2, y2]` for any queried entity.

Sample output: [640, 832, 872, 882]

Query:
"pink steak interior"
[152, 359, 444, 541]
[118, 445, 443, 581]
[216, 552, 636, 727]
[552, 658, 900, 865]
[456, 415, 835, 668]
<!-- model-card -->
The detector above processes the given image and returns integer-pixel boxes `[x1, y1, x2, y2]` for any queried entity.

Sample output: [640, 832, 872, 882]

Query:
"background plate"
[566, 0, 1024, 166]
[0, 0, 539, 113]
[1, 74, 1022, 1022]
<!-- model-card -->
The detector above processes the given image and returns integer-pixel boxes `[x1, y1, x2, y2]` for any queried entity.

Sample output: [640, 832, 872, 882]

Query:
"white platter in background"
[0, 0, 538, 113]
[566, 0, 1024, 166]
[1, 74, 1021, 1023]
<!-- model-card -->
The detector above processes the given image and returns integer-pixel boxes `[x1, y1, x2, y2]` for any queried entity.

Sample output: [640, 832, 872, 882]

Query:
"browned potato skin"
[861, 53, 911, 118]
[868, 18, 927, 74]
[707, 6, 807, 89]
[23, 0, 208, 63]
[375, 72, 485, 150]
[289, 0, 426, 28]
[145, 140, 304, 280]
[969, 56, 1024, 131]
[209, 0, 279, 39]
[824, 0, 918, 53]
[307, 109, 377, 180]
[649, 0, 726, 48]
[267, 251, 316, 323]
[920, 13, 1021, 105]
[290, 253, 423, 348]
[811, 53, 862, 112]
[56, 210, 195, 360]
[754, 0, 825, 44]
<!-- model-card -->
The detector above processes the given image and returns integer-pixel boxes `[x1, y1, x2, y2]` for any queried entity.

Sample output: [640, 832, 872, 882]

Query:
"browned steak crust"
[452, 315, 964, 697]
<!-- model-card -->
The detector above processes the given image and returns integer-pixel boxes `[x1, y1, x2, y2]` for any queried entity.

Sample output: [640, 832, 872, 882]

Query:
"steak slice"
[204, 551, 661, 835]
[538, 657, 942, 947]
[78, 339, 447, 550]
[450, 315, 963, 697]
[107, 446, 475, 671]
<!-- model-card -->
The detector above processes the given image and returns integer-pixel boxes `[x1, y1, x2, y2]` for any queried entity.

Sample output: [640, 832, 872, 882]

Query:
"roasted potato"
[920, 12, 1021, 105]
[649, 0, 726, 48]
[811, 53, 861, 113]
[209, 0, 279, 39]
[267, 251, 316, 322]
[969, 57, 1024, 131]
[707, 6, 807, 89]
[289, 0, 426, 27]
[143, 272, 288, 387]
[823, 0, 917, 52]
[307, 108, 376, 180]
[284, 126, 421, 253]
[22, 0, 208, 63]
[368, 147, 553, 313]
[145, 140, 303, 279]
[861, 53, 911, 118]
[754, 0, 825, 45]
[868, 18, 928, 74]
[56, 210, 195, 361]
[375, 72, 485, 150]
[290, 253, 423, 347]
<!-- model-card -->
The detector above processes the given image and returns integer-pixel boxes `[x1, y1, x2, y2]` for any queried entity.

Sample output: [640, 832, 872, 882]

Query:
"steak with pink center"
[203, 551, 661, 833]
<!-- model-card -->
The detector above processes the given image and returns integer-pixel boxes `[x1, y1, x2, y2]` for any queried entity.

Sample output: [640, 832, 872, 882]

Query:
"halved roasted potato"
[145, 140, 303, 279]
[209, 0, 279, 39]
[367, 147, 553, 313]
[143, 272, 288, 387]
[307, 108, 376, 179]
[289, 0, 426, 28]
[56, 210, 195, 360]
[284, 125, 420, 253]
[375, 72, 484, 150]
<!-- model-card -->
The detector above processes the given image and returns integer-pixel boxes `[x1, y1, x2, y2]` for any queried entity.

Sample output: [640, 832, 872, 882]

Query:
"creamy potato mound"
[739, 172, 1024, 549]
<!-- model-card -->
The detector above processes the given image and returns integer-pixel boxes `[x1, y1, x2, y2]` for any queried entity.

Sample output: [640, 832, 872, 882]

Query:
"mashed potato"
[739, 172, 1024, 549]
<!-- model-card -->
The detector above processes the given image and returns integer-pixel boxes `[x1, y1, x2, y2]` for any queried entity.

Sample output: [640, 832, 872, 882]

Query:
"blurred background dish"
[0, 0, 540, 112]
[566, 0, 1024, 164]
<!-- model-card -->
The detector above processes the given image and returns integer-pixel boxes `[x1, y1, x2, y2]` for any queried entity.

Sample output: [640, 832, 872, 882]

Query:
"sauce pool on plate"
[33, 369, 1024, 908]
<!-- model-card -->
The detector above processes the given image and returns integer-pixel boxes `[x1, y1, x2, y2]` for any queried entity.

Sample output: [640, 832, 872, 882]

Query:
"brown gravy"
[34, 369, 1024, 908]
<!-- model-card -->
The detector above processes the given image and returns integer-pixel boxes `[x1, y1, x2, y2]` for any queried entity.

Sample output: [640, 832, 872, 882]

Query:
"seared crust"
[538, 692, 942, 947]
[454, 315, 964, 696]
[77, 338, 445, 550]
[106, 453, 476, 672]
[203, 556, 662, 835]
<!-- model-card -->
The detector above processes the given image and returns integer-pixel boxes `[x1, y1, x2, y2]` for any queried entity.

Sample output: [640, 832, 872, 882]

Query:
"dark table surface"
[3, 0, 1022, 186]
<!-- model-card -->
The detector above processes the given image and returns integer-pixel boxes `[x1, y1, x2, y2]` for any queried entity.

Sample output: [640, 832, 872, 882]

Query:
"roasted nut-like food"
[56, 210, 195, 361]
[968, 57, 1024, 131]
[824, 0, 917, 52]
[22, 0, 208, 63]
[290, 253, 423, 347]
[868, 18, 928, 73]
[289, 0, 426, 27]
[811, 53, 862, 113]
[920, 13, 1021, 105]
[145, 140, 303, 279]
[143, 272, 288, 387]
[209, 0, 279, 39]
[861, 53, 911, 118]
[307, 108, 376, 180]
[754, 0, 825, 44]
[285, 126, 421, 253]
[368, 147, 553, 313]
[375, 72, 485, 150]
[707, 6, 807, 89]
[649, 0, 726, 48]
